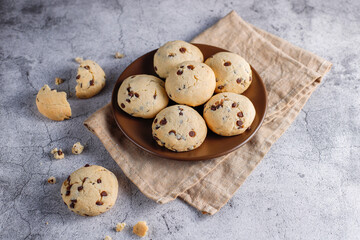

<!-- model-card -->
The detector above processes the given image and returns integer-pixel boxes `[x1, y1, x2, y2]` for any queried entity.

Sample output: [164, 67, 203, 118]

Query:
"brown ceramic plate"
[111, 44, 267, 161]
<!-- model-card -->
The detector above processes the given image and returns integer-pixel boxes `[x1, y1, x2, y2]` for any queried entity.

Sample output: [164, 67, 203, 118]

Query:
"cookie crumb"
[116, 222, 126, 232]
[45, 222, 49, 225]
[114, 52, 124, 59]
[55, 77, 64, 85]
[72, 142, 84, 155]
[133, 221, 148, 237]
[75, 57, 83, 64]
[104, 236, 112, 240]
[47, 176, 56, 184]
[51, 148, 64, 159]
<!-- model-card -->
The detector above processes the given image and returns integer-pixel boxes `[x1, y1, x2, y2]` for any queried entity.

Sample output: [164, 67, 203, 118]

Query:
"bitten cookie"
[152, 105, 207, 152]
[75, 60, 106, 99]
[117, 74, 169, 118]
[61, 164, 119, 216]
[165, 61, 216, 107]
[205, 52, 252, 94]
[153, 40, 204, 78]
[36, 84, 71, 121]
[203, 92, 256, 136]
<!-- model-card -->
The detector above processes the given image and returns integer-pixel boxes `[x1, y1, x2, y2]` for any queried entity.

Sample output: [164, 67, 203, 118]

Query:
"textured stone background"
[0, 0, 359, 239]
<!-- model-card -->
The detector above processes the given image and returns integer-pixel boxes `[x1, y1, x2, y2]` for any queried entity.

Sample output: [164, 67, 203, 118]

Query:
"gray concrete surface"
[1, 0, 359, 239]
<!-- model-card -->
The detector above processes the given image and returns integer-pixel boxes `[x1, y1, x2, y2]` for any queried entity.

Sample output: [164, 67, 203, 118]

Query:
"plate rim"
[111, 43, 268, 161]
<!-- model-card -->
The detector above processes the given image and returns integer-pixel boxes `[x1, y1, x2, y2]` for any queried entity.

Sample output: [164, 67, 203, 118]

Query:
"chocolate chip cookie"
[205, 52, 252, 94]
[203, 92, 256, 136]
[36, 84, 71, 121]
[61, 165, 118, 216]
[152, 105, 207, 152]
[154, 40, 203, 78]
[165, 61, 216, 107]
[75, 60, 106, 99]
[117, 74, 169, 118]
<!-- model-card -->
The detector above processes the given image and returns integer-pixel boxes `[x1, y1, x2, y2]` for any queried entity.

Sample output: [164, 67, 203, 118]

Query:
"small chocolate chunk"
[160, 118, 167, 125]
[70, 202, 75, 208]
[126, 99, 130, 103]
[153, 93, 157, 99]
[189, 131, 196, 137]
[66, 191, 70, 196]
[237, 111, 244, 118]
[100, 191, 107, 196]
[120, 103, 125, 108]
[155, 125, 160, 130]
[154, 66, 157, 71]
[135, 93, 139, 98]
[78, 186, 83, 191]
[96, 201, 103, 206]
[236, 78, 242, 84]
[97, 178, 101, 183]
[76, 75, 80, 79]
[236, 120, 243, 127]
[177, 70, 183, 75]
[187, 65, 194, 70]
[211, 105, 216, 111]
[179, 47, 186, 53]
[154, 119, 158, 124]
[84, 65, 90, 70]
[232, 102, 237, 108]
[84, 164, 90, 167]
[224, 61, 231, 66]
[168, 53, 175, 57]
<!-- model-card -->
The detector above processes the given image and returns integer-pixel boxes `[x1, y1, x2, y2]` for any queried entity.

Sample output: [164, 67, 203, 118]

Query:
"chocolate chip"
[154, 66, 157, 71]
[66, 191, 70, 196]
[128, 91, 134, 97]
[153, 93, 157, 99]
[100, 191, 107, 196]
[76, 75, 80, 79]
[249, 76, 252, 81]
[71, 199, 77, 203]
[189, 131, 196, 137]
[131, 76, 135, 78]
[232, 102, 237, 108]
[237, 111, 244, 118]
[155, 125, 160, 130]
[84, 214, 89, 216]
[177, 70, 183, 75]
[84, 65, 90, 70]
[96, 201, 103, 206]
[70, 202, 75, 208]
[89, 79, 94, 86]
[187, 65, 194, 70]
[180, 65, 184, 68]
[168, 53, 175, 57]
[126, 99, 130, 103]
[211, 105, 216, 111]
[224, 61, 231, 66]
[127, 87, 131, 92]
[36, 98, 39, 102]
[97, 178, 101, 183]
[80, 83, 83, 88]
[84, 164, 90, 167]
[169, 130, 176, 135]
[78, 186, 83, 191]
[179, 47, 186, 53]
[160, 118, 167, 125]
[135, 93, 139, 98]
[215, 78, 219, 82]
[67, 176, 71, 183]
[179, 111, 183, 116]
[120, 103, 125, 108]
[236, 120, 243, 127]
[153, 135, 160, 141]
[236, 78, 242, 84]
[154, 119, 158, 124]
[57, 150, 63, 155]
[218, 85, 224, 90]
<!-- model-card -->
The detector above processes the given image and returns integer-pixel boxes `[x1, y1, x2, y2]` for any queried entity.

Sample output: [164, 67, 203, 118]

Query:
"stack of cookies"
[117, 40, 256, 152]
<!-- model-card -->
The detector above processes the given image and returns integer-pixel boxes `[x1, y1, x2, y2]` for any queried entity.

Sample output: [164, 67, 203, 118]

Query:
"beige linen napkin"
[84, 11, 332, 215]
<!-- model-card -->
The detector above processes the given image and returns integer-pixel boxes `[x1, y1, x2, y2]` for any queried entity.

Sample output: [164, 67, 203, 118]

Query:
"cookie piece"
[75, 60, 106, 99]
[165, 61, 216, 107]
[116, 222, 126, 232]
[55, 77, 64, 85]
[104, 236, 112, 240]
[133, 221, 148, 237]
[205, 52, 252, 94]
[114, 52, 124, 59]
[74, 57, 83, 63]
[118, 74, 169, 119]
[61, 165, 119, 216]
[152, 105, 207, 152]
[51, 148, 64, 159]
[154, 40, 204, 78]
[36, 84, 71, 121]
[47, 176, 56, 184]
[72, 142, 84, 155]
[203, 92, 256, 136]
